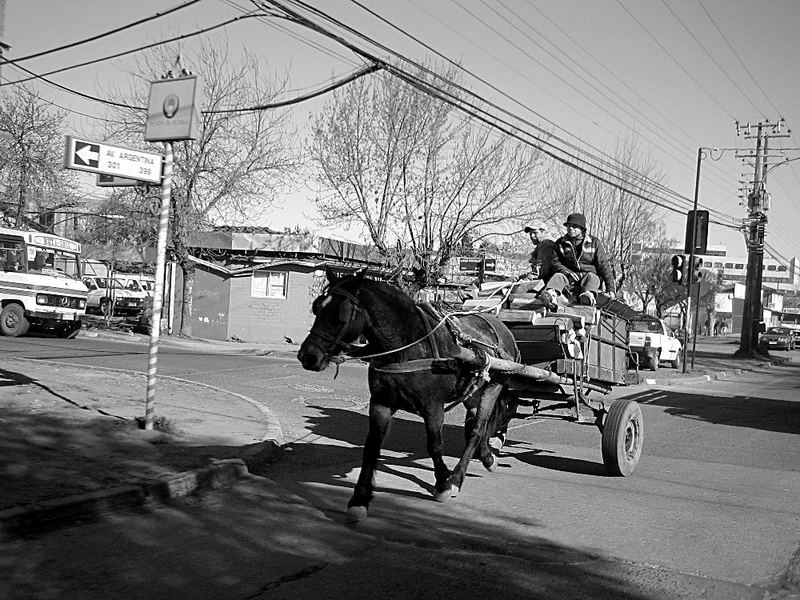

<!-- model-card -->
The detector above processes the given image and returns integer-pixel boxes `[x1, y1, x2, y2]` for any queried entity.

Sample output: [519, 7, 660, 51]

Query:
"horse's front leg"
[449, 382, 504, 495]
[347, 402, 393, 523]
[418, 401, 453, 503]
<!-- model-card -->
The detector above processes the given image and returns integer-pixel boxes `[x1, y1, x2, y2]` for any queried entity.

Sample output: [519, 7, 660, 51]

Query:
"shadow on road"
[621, 363, 800, 435]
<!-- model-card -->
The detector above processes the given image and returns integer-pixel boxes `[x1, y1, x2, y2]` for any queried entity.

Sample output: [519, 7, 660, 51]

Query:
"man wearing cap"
[540, 212, 615, 307]
[523, 222, 555, 282]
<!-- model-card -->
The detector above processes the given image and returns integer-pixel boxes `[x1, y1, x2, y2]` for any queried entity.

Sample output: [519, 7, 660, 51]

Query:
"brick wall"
[226, 266, 322, 344]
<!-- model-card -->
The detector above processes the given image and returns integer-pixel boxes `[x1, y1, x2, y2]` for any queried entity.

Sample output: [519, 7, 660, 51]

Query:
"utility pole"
[735, 119, 788, 356]
[0, 0, 8, 80]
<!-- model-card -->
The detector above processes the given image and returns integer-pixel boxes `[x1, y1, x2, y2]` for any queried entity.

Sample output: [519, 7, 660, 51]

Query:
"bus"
[0, 227, 88, 338]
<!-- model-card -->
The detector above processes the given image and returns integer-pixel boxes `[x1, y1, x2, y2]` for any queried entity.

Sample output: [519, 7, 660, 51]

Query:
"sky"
[3, 0, 800, 265]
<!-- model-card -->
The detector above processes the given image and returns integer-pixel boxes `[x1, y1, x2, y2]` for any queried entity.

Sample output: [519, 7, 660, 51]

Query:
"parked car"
[759, 326, 796, 351]
[82, 276, 147, 317]
[628, 316, 683, 371]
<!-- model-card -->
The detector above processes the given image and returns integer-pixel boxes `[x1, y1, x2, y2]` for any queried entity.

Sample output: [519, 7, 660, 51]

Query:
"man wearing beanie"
[539, 212, 616, 308]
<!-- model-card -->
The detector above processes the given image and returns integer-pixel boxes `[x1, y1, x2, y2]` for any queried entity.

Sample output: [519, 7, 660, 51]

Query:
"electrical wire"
[262, 0, 739, 229]
[1, 0, 204, 66]
[616, 0, 735, 120]
[311, 0, 740, 227]
[1, 14, 264, 87]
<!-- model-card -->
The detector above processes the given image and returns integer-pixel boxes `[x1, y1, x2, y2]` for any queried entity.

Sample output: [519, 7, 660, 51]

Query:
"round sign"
[162, 94, 180, 119]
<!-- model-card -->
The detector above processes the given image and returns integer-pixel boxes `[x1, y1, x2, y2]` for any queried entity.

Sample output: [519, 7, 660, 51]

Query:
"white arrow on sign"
[75, 142, 99, 167]
[63, 136, 162, 184]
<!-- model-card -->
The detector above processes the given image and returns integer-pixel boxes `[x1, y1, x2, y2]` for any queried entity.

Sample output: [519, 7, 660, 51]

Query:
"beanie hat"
[564, 213, 587, 230]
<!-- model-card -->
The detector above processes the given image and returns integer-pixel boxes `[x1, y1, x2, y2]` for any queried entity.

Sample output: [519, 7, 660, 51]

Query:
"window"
[734, 263, 744, 269]
[778, 266, 788, 272]
[713, 262, 723, 268]
[724, 262, 734, 268]
[767, 265, 777, 271]
[251, 270, 287, 298]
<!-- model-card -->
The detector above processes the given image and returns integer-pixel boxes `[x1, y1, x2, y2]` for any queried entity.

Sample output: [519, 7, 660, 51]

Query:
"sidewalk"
[0, 329, 784, 538]
[0, 340, 286, 536]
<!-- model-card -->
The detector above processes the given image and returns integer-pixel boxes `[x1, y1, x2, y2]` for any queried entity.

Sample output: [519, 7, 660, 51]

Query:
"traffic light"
[691, 257, 704, 284]
[684, 210, 709, 254]
[670, 255, 687, 283]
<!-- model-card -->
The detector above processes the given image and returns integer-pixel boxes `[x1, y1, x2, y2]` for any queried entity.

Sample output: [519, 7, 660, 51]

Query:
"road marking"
[508, 419, 546, 431]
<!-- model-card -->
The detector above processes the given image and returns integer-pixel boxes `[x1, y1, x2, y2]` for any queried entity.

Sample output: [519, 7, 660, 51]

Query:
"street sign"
[144, 75, 202, 142]
[63, 136, 162, 184]
[96, 174, 142, 187]
[458, 257, 496, 272]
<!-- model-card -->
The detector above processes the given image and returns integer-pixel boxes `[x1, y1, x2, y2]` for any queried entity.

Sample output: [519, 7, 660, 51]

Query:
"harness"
[308, 283, 518, 409]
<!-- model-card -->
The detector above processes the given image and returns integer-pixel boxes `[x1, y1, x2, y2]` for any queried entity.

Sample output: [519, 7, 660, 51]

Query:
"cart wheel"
[647, 352, 659, 371]
[602, 399, 643, 476]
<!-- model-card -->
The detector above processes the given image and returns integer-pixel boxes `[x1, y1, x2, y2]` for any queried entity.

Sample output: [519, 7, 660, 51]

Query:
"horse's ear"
[354, 267, 367, 280]
[325, 265, 339, 284]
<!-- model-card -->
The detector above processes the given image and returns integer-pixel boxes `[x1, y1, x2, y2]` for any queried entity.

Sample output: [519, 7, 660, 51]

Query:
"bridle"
[307, 284, 367, 361]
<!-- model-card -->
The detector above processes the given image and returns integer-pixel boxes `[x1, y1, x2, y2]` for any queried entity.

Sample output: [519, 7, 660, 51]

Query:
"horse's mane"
[338, 276, 417, 310]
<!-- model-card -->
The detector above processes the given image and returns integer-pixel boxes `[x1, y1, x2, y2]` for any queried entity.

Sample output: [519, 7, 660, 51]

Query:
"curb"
[639, 368, 744, 386]
[0, 458, 251, 539]
[635, 359, 784, 386]
[80, 327, 299, 358]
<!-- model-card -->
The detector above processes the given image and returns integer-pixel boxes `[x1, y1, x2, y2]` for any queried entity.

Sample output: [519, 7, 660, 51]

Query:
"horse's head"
[298, 267, 369, 371]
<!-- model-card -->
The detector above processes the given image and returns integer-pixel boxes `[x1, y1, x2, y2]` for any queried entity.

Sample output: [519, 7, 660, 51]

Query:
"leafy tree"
[102, 40, 299, 336]
[309, 66, 543, 291]
[0, 86, 79, 227]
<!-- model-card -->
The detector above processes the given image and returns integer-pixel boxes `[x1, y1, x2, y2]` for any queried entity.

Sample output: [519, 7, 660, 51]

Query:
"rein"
[338, 282, 516, 365]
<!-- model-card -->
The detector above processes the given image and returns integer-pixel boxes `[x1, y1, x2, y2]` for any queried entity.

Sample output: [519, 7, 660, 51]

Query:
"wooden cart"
[460, 288, 643, 476]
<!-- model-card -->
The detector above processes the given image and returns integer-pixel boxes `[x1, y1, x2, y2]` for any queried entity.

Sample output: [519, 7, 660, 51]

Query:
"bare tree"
[103, 40, 299, 337]
[0, 86, 79, 227]
[544, 136, 665, 292]
[309, 67, 544, 290]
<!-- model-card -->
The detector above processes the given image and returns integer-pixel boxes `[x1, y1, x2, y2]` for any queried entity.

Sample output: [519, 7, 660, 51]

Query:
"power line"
[1, 0, 203, 66]
[517, 0, 745, 206]
[0, 14, 263, 87]
[616, 0, 735, 120]
[696, 0, 780, 116]
[659, 0, 762, 115]
[257, 0, 742, 228]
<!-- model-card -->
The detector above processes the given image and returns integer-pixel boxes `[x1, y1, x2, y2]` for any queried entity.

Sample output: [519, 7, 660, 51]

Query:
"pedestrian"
[713, 320, 720, 336]
[539, 212, 616, 308]
[722, 320, 728, 335]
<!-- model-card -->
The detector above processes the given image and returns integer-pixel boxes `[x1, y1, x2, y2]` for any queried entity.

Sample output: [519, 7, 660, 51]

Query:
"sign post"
[143, 141, 173, 430]
[141, 73, 202, 431]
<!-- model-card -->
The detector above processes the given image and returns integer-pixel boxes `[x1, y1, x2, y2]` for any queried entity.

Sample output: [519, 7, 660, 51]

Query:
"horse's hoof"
[434, 486, 452, 503]
[483, 454, 498, 472]
[450, 484, 461, 498]
[346, 505, 367, 523]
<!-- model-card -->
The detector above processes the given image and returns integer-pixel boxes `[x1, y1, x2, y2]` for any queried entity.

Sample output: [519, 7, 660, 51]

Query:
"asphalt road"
[3, 332, 800, 599]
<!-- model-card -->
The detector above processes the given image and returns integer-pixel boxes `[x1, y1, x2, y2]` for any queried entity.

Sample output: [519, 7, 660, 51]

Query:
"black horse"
[297, 267, 519, 523]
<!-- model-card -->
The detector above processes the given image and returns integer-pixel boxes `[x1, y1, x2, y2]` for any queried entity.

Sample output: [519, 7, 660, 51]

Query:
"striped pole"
[143, 141, 173, 430]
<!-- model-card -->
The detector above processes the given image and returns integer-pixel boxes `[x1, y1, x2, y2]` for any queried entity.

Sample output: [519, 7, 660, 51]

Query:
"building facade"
[165, 228, 387, 344]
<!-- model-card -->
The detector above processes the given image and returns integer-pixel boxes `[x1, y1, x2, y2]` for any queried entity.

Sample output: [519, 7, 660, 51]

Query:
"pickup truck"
[628, 316, 683, 371]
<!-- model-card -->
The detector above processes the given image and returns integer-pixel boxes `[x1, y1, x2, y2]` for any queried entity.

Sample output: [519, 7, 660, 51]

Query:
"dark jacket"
[550, 233, 615, 291]
[528, 238, 556, 281]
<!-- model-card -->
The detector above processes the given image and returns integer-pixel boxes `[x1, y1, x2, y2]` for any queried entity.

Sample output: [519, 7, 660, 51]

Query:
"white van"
[0, 227, 88, 337]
